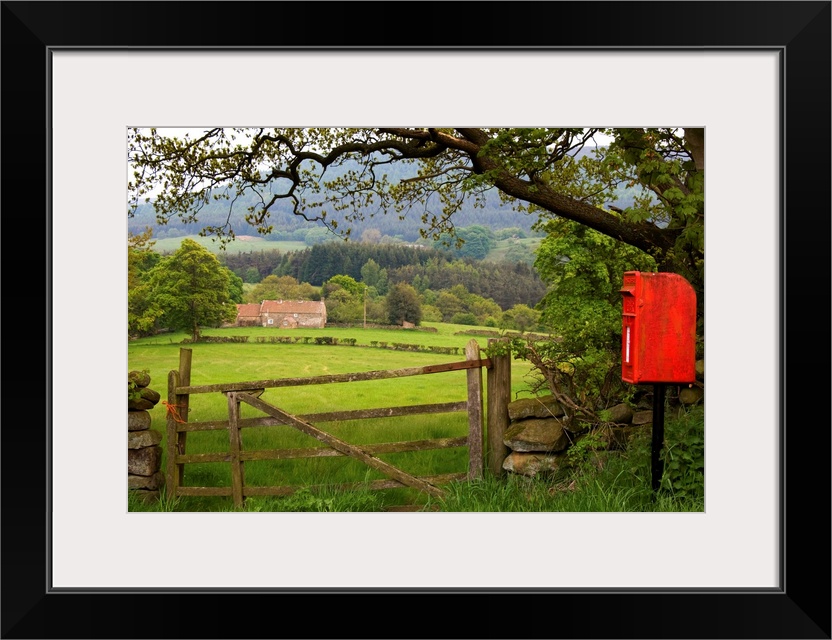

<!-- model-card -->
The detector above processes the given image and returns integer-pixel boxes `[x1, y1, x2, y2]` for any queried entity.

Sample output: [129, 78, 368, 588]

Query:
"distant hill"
[129, 146, 651, 242]
[129, 185, 543, 243]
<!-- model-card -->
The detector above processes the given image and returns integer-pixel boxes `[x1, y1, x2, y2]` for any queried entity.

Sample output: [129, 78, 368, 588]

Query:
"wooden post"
[165, 348, 192, 498]
[486, 338, 511, 477]
[465, 339, 484, 480]
[227, 392, 245, 509]
[165, 369, 181, 498]
[176, 348, 192, 486]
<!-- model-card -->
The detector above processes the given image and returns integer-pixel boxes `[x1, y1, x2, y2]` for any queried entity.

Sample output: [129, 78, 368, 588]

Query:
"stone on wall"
[679, 386, 704, 405]
[128, 445, 162, 476]
[502, 451, 569, 477]
[128, 386, 162, 411]
[128, 429, 162, 449]
[605, 403, 634, 424]
[128, 370, 152, 388]
[507, 395, 564, 421]
[128, 371, 164, 501]
[632, 410, 653, 426]
[503, 417, 572, 453]
[128, 471, 164, 490]
[128, 410, 152, 431]
[128, 398, 156, 411]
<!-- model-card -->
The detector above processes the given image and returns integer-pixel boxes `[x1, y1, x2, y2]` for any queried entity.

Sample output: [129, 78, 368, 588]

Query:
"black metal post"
[651, 383, 666, 492]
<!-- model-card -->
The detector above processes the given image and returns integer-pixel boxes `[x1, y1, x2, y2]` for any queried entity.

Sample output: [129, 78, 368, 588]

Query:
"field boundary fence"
[164, 339, 512, 508]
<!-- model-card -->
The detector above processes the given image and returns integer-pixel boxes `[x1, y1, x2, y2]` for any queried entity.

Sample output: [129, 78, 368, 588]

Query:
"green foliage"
[360, 258, 389, 295]
[434, 290, 464, 321]
[323, 287, 363, 323]
[565, 430, 608, 476]
[505, 336, 625, 432]
[501, 241, 537, 266]
[660, 406, 705, 499]
[500, 303, 541, 333]
[216, 248, 288, 279]
[433, 224, 496, 259]
[128, 229, 164, 337]
[386, 282, 422, 325]
[225, 269, 244, 304]
[281, 242, 547, 310]
[245, 274, 319, 304]
[533, 216, 656, 354]
[140, 238, 238, 340]
[243, 266, 261, 284]
[319, 273, 369, 324]
[623, 405, 705, 501]
[323, 274, 363, 297]
[128, 280, 164, 337]
[127, 369, 149, 402]
[602, 128, 704, 289]
[449, 312, 477, 325]
[420, 304, 443, 322]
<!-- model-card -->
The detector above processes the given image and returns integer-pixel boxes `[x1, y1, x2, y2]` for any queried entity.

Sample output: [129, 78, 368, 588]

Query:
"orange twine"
[162, 400, 186, 424]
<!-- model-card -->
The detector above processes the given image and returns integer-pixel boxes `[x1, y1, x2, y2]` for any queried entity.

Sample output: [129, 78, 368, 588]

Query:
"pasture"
[149, 235, 308, 254]
[128, 322, 540, 511]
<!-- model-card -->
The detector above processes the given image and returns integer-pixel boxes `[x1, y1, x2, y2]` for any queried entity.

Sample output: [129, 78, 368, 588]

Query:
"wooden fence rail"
[165, 338, 512, 508]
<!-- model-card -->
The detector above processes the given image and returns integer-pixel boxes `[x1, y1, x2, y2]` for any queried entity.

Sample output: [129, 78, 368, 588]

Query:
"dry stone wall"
[502, 360, 705, 478]
[128, 371, 164, 500]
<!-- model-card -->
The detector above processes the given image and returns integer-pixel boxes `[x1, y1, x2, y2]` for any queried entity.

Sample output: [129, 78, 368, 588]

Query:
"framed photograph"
[4, 1, 829, 638]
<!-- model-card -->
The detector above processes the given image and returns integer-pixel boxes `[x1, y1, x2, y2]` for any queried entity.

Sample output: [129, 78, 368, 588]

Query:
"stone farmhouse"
[234, 300, 327, 328]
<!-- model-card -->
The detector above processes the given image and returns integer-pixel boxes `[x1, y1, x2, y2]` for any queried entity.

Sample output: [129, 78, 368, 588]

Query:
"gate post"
[227, 392, 245, 509]
[486, 339, 511, 477]
[165, 348, 192, 497]
[465, 339, 484, 480]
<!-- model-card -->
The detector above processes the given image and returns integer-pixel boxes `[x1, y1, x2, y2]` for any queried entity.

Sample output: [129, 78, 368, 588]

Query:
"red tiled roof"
[236, 303, 262, 318]
[260, 300, 326, 315]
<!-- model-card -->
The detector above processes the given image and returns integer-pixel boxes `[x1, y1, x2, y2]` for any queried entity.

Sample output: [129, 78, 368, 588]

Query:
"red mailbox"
[620, 271, 697, 384]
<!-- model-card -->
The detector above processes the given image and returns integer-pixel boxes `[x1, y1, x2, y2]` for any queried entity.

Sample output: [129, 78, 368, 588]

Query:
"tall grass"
[430, 403, 705, 513]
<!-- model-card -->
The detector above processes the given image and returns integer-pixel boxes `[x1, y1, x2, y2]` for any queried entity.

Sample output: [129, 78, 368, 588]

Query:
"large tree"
[386, 283, 422, 326]
[127, 127, 704, 296]
[140, 238, 238, 340]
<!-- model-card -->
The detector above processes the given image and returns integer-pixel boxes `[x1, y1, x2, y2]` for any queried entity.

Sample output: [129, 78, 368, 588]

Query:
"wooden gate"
[164, 339, 511, 508]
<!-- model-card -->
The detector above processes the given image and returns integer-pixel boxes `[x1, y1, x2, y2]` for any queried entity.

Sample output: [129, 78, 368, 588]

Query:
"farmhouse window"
[267, 319, 273, 325]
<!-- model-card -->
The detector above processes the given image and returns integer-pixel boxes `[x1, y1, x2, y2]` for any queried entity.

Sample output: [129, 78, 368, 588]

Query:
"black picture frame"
[3, 1, 829, 638]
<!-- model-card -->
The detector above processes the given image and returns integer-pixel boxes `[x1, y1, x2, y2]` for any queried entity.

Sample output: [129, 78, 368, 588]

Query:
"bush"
[624, 404, 705, 501]
[449, 312, 478, 325]
[386, 283, 422, 326]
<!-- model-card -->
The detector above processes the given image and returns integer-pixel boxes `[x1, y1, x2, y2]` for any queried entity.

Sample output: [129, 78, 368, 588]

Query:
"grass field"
[128, 323, 541, 511]
[128, 322, 705, 513]
[483, 237, 542, 263]
[146, 233, 542, 265]
[150, 235, 308, 254]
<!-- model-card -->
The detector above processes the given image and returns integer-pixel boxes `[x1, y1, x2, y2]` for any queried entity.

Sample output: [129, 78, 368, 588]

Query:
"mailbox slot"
[620, 271, 696, 384]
